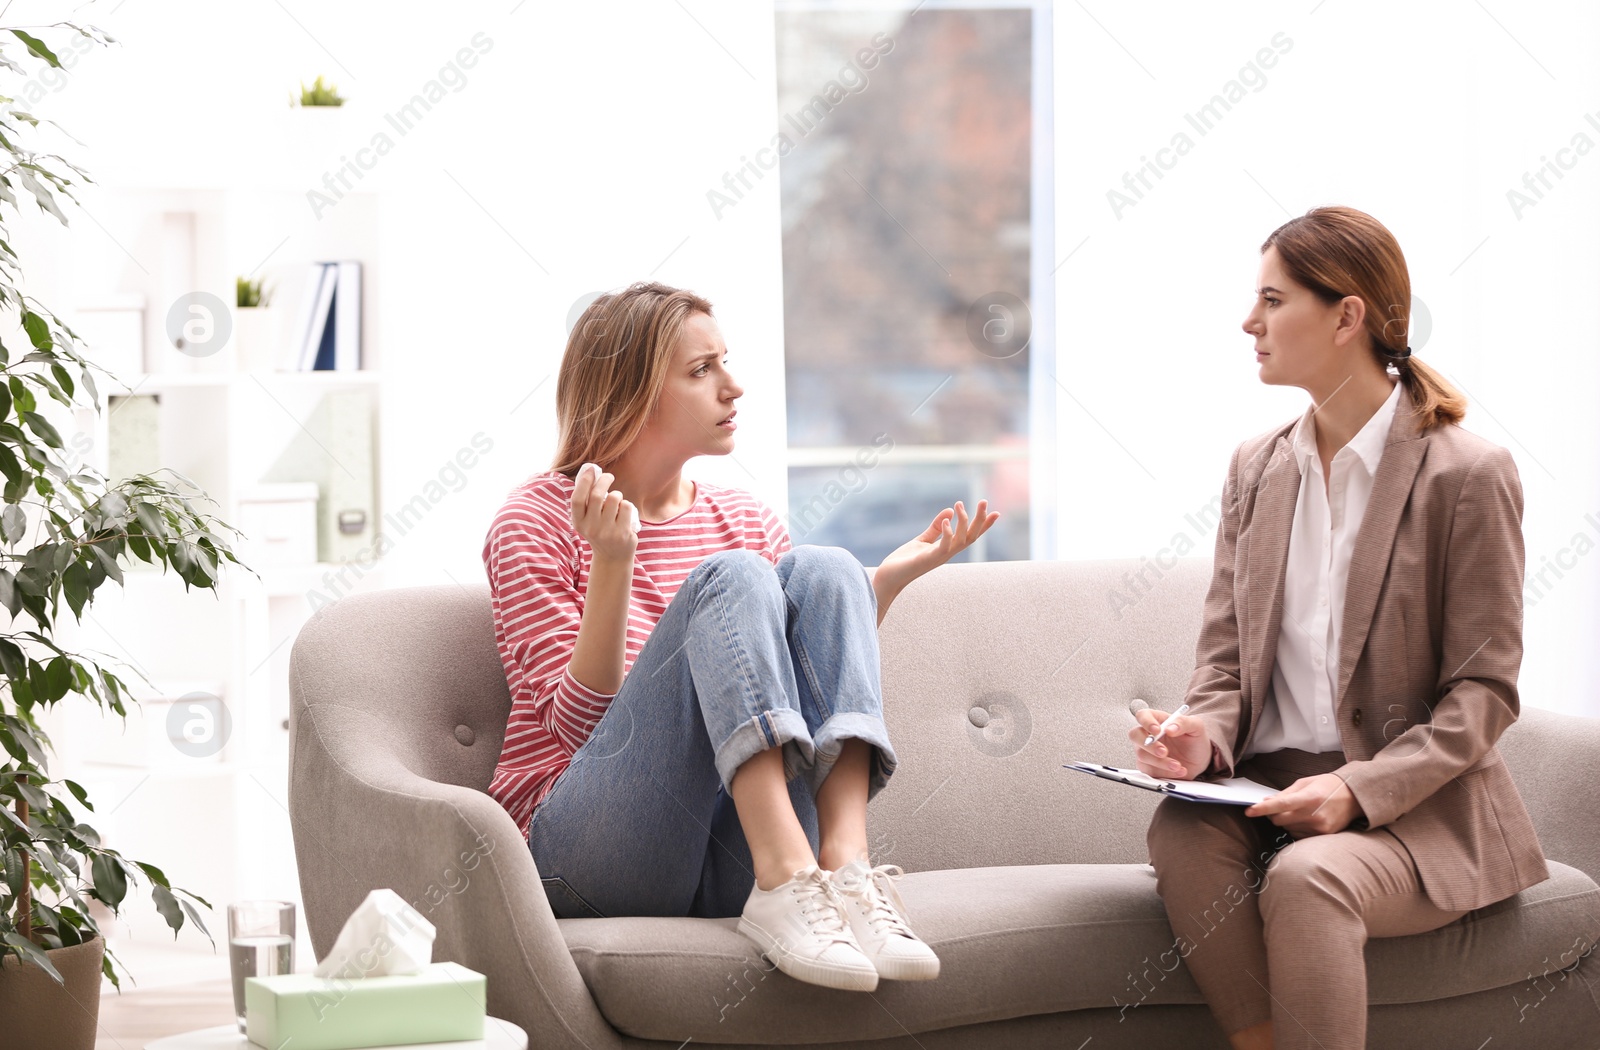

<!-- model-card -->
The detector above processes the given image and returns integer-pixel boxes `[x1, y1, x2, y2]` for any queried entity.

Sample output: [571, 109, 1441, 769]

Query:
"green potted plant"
[234, 275, 279, 373]
[290, 73, 352, 170]
[236, 276, 270, 309]
[0, 22, 249, 1049]
[294, 74, 347, 107]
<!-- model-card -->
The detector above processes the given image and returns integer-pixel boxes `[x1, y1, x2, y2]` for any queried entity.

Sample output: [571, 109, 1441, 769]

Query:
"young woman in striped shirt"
[484, 281, 997, 992]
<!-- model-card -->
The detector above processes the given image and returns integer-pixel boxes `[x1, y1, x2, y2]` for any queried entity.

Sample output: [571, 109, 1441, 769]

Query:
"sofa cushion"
[560, 861, 1600, 1044]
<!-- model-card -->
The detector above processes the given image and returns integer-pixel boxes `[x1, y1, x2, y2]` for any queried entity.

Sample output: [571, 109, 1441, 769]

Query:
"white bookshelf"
[33, 173, 387, 980]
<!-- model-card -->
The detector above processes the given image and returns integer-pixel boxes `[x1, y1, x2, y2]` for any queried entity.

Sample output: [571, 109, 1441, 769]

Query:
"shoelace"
[840, 864, 915, 938]
[789, 868, 854, 942]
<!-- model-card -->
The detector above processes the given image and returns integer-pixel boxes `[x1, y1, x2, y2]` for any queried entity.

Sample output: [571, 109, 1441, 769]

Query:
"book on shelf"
[333, 260, 362, 371]
[288, 260, 363, 371]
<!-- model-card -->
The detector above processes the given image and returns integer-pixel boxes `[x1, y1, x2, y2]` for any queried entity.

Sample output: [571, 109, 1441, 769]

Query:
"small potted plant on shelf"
[294, 73, 346, 107]
[0, 22, 249, 1050]
[234, 275, 278, 373]
[290, 73, 351, 165]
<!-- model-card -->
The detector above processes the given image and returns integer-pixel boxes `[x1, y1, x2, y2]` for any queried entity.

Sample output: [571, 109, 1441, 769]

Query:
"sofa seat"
[561, 861, 1600, 1044]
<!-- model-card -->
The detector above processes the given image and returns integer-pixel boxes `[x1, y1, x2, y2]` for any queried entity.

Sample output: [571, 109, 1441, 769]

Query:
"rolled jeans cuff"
[713, 708, 815, 794]
[807, 711, 898, 800]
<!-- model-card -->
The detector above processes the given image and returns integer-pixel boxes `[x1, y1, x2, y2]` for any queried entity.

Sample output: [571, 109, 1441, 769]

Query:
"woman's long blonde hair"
[551, 281, 714, 475]
[1263, 206, 1465, 429]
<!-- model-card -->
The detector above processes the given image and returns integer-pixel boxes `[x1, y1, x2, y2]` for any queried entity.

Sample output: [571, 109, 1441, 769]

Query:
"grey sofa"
[288, 558, 1600, 1048]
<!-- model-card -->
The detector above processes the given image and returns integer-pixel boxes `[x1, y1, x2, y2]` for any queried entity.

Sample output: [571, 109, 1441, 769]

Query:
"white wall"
[23, 0, 791, 589]
[13, 0, 1597, 722]
[1056, 1, 1600, 716]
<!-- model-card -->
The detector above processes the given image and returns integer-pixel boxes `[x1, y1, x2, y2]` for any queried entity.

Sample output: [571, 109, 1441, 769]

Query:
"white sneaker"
[738, 865, 878, 992]
[832, 860, 941, 981]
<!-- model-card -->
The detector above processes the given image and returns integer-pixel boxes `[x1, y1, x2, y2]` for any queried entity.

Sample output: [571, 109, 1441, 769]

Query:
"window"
[776, 1, 1053, 564]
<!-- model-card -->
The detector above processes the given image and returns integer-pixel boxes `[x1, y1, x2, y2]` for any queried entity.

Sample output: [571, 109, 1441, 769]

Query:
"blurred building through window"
[774, 4, 1039, 565]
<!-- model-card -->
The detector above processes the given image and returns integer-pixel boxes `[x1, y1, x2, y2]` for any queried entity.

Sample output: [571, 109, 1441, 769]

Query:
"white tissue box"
[245, 962, 486, 1050]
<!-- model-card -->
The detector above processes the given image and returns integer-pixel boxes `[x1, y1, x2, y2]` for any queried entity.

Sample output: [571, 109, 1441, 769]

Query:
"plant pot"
[0, 935, 105, 1050]
[232, 305, 284, 373]
[290, 102, 359, 184]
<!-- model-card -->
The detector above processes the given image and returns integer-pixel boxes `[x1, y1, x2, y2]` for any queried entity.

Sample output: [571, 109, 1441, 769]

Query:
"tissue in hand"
[312, 888, 435, 978]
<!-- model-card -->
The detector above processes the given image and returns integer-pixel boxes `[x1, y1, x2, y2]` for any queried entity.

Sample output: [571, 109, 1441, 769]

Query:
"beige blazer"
[1188, 393, 1549, 912]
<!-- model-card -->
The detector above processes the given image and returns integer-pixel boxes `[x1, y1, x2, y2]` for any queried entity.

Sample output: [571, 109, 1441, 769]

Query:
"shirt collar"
[1290, 380, 1403, 475]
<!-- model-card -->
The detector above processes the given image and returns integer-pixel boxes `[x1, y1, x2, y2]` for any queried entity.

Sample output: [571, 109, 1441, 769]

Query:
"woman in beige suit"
[1129, 206, 1548, 1050]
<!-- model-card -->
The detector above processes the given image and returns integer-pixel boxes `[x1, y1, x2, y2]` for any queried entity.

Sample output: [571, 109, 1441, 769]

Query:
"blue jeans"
[526, 545, 897, 920]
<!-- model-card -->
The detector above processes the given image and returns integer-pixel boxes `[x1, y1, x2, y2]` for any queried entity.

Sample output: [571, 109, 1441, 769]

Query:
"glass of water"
[228, 900, 296, 1033]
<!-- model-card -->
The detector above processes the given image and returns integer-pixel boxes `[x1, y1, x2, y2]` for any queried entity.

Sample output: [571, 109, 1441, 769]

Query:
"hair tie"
[1384, 345, 1413, 361]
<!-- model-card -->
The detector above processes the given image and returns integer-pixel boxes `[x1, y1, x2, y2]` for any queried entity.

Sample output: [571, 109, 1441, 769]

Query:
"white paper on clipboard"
[1064, 761, 1275, 807]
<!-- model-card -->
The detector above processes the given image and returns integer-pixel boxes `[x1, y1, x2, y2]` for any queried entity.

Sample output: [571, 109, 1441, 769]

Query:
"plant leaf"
[91, 852, 128, 909]
[62, 559, 90, 618]
[11, 776, 49, 810]
[50, 362, 75, 400]
[1, 714, 49, 766]
[10, 29, 61, 67]
[88, 542, 123, 586]
[178, 897, 213, 939]
[2, 933, 64, 983]
[63, 778, 94, 811]
[1, 504, 25, 544]
[135, 502, 167, 539]
[151, 883, 184, 934]
[23, 410, 64, 449]
[0, 638, 24, 680]
[45, 656, 71, 701]
[0, 803, 27, 832]
[21, 310, 52, 349]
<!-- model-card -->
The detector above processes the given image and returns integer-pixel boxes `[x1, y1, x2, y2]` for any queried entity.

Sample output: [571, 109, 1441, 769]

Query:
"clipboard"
[1064, 761, 1275, 807]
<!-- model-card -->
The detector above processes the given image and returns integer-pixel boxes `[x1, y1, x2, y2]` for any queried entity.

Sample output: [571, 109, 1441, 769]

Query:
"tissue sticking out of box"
[312, 888, 436, 979]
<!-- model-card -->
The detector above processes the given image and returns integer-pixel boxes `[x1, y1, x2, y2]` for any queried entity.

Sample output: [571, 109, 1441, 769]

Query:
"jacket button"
[1352, 708, 1363, 727]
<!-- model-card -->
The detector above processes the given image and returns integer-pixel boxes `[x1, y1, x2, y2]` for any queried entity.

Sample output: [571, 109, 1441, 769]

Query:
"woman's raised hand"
[1128, 707, 1211, 781]
[874, 499, 1000, 594]
[570, 463, 639, 562]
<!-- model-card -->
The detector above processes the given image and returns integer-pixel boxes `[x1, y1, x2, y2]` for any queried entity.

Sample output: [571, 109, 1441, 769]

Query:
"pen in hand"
[1142, 703, 1191, 747]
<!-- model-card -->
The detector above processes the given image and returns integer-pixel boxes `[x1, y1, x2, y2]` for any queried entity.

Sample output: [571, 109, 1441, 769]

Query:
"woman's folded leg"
[528, 549, 818, 917]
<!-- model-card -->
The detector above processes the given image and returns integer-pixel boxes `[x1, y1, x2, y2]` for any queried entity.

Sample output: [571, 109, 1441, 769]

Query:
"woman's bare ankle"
[1229, 1021, 1272, 1050]
[753, 854, 819, 891]
[818, 842, 869, 872]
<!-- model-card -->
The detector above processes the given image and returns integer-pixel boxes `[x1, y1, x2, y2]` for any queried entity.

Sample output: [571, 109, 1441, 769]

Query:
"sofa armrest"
[289, 700, 624, 1049]
[1498, 706, 1600, 886]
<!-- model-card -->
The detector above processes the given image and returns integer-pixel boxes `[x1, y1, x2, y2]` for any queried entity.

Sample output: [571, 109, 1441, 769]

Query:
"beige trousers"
[1146, 749, 1468, 1050]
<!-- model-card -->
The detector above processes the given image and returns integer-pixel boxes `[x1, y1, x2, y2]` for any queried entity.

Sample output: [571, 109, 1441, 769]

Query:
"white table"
[145, 1019, 528, 1050]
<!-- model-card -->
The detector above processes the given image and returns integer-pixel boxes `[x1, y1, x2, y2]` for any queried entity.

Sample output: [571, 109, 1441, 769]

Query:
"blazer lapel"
[1336, 403, 1428, 707]
[1244, 437, 1302, 718]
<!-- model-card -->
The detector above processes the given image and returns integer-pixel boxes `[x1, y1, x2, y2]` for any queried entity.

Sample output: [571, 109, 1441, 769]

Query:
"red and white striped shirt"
[483, 471, 791, 834]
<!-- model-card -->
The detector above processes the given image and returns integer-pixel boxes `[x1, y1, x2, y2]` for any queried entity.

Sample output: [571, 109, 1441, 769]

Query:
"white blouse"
[1247, 380, 1403, 758]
